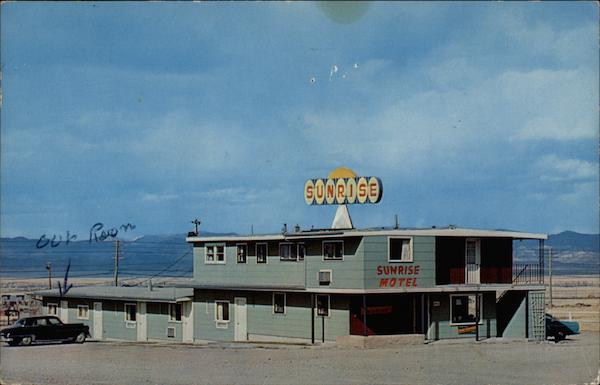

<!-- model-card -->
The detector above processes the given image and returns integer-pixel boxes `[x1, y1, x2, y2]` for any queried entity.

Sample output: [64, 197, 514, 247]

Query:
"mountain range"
[0, 231, 598, 278]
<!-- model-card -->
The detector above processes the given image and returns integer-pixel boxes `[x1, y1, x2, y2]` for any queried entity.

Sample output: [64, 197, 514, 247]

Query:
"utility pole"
[45, 262, 52, 289]
[114, 240, 121, 287]
[549, 246, 553, 308]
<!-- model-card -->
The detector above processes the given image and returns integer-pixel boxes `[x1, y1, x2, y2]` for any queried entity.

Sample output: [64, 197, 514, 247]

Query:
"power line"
[131, 250, 192, 287]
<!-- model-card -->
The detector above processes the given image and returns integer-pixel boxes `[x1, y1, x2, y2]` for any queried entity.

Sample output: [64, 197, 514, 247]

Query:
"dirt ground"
[546, 275, 599, 332]
[1, 333, 599, 385]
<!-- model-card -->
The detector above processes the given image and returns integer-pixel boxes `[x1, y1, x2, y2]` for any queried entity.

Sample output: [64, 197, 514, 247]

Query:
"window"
[169, 303, 182, 322]
[237, 244, 247, 263]
[34, 318, 47, 326]
[316, 294, 330, 317]
[298, 243, 305, 261]
[273, 293, 286, 314]
[47, 303, 58, 316]
[279, 243, 297, 261]
[205, 243, 226, 264]
[389, 237, 413, 262]
[323, 241, 343, 260]
[450, 294, 482, 325]
[125, 303, 137, 322]
[47, 317, 61, 325]
[215, 301, 230, 328]
[319, 270, 332, 286]
[77, 305, 89, 320]
[256, 243, 268, 264]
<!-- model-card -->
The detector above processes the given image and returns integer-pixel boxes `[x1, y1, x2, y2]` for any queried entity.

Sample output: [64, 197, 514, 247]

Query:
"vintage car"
[0, 315, 90, 346]
[546, 313, 580, 342]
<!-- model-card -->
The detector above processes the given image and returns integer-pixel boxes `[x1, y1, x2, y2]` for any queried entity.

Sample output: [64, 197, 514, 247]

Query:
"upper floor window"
[256, 243, 268, 264]
[298, 243, 305, 261]
[323, 240, 343, 260]
[280, 243, 297, 261]
[206, 244, 226, 264]
[237, 244, 247, 264]
[388, 237, 413, 262]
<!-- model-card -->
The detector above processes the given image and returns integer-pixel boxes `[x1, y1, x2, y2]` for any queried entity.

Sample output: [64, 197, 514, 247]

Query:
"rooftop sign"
[304, 167, 383, 205]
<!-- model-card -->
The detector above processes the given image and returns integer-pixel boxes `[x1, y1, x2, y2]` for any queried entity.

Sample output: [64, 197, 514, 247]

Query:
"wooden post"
[475, 294, 480, 341]
[362, 294, 367, 336]
[311, 294, 315, 344]
[321, 315, 325, 343]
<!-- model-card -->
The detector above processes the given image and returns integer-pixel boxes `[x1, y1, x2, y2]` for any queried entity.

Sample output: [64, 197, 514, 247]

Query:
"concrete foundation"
[336, 334, 425, 348]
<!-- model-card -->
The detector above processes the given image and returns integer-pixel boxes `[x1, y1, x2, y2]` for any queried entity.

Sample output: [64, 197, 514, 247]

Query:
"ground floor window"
[215, 301, 230, 328]
[47, 303, 58, 316]
[77, 305, 89, 320]
[125, 303, 137, 322]
[450, 294, 482, 325]
[169, 303, 182, 322]
[273, 293, 286, 314]
[316, 294, 330, 317]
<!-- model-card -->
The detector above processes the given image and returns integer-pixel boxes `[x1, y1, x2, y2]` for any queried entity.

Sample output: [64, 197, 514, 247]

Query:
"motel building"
[36, 168, 547, 345]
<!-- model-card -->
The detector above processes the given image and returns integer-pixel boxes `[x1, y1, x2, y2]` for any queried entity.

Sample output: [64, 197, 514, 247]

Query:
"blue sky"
[1, 2, 598, 238]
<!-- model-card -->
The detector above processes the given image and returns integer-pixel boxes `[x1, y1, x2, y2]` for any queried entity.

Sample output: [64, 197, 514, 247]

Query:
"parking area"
[1, 332, 599, 385]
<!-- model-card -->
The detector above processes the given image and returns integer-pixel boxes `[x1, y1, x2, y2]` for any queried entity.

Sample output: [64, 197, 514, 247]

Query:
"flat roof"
[173, 280, 545, 294]
[34, 286, 194, 302]
[187, 227, 547, 243]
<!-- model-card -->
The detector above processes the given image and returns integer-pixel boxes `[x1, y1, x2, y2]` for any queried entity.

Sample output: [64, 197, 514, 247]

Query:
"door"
[59, 300, 69, 323]
[234, 297, 247, 341]
[181, 301, 194, 343]
[465, 239, 481, 284]
[93, 302, 103, 340]
[137, 302, 147, 342]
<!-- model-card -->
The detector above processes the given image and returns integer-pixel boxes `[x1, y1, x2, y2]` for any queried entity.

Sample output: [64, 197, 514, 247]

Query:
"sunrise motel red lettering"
[376, 265, 421, 288]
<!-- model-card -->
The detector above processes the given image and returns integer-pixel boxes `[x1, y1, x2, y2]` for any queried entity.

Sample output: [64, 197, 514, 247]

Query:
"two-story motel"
[36, 168, 547, 344]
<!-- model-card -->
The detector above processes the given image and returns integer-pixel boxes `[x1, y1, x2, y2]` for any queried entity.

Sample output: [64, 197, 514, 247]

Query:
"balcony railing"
[512, 263, 544, 285]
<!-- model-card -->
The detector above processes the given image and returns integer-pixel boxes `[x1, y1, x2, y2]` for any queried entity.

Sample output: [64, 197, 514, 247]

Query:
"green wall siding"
[247, 292, 312, 339]
[193, 236, 436, 290]
[193, 291, 234, 341]
[502, 296, 526, 338]
[192, 290, 349, 342]
[305, 238, 364, 290]
[98, 300, 137, 341]
[146, 303, 183, 342]
[364, 236, 436, 289]
[194, 243, 306, 287]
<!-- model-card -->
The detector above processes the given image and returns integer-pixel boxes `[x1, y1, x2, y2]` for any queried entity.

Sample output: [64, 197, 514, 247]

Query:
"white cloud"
[503, 69, 598, 140]
[140, 192, 180, 203]
[534, 155, 598, 182]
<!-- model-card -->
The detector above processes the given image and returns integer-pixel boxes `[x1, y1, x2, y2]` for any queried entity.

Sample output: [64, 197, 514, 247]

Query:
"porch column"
[362, 294, 367, 337]
[538, 239, 545, 283]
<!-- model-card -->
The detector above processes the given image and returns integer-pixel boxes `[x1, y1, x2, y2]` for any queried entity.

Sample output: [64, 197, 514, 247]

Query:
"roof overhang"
[186, 228, 547, 243]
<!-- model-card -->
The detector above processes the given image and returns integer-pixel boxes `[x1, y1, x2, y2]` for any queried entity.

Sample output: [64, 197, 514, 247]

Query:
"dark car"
[546, 313, 580, 342]
[0, 316, 90, 346]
